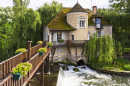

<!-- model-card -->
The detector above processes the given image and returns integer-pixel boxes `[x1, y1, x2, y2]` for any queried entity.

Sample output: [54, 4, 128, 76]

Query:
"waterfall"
[56, 67, 64, 86]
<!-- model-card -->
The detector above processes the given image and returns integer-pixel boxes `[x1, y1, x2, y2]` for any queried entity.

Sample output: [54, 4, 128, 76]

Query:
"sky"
[0, 0, 110, 10]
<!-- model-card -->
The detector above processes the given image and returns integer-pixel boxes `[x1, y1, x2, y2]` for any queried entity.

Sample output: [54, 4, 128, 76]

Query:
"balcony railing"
[52, 40, 88, 47]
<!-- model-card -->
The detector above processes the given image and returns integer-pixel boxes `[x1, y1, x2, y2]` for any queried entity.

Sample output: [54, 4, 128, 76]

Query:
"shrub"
[47, 42, 53, 46]
[58, 39, 64, 42]
[12, 62, 32, 76]
[15, 48, 26, 54]
[37, 41, 43, 44]
[38, 48, 47, 53]
[124, 48, 130, 53]
[123, 64, 130, 71]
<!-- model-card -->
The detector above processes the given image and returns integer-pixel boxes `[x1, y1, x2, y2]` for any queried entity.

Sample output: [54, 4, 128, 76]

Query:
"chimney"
[93, 6, 97, 14]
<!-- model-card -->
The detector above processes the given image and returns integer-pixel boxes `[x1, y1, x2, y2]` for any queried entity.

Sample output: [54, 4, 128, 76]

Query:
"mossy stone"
[73, 68, 79, 72]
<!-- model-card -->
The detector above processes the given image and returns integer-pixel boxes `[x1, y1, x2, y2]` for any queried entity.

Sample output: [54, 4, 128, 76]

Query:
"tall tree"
[13, 0, 30, 14]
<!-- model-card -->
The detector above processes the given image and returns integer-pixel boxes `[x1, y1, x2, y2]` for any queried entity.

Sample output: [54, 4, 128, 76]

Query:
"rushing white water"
[57, 65, 130, 86]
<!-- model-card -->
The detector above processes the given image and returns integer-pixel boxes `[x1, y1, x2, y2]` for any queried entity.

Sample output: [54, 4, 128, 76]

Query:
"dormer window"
[96, 18, 101, 28]
[78, 16, 87, 29]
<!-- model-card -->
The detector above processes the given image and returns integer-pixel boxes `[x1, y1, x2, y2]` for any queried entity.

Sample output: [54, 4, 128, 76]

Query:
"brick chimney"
[93, 6, 97, 14]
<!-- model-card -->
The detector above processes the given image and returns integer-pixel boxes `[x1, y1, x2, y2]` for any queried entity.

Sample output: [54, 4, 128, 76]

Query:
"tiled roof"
[47, 7, 110, 31]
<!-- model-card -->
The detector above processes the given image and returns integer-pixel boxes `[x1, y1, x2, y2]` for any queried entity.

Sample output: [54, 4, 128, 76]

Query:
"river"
[57, 65, 130, 86]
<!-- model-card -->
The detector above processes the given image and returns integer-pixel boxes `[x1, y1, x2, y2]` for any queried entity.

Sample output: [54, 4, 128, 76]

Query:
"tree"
[109, 0, 130, 13]
[13, 0, 30, 15]
[38, 1, 62, 29]
[85, 34, 120, 65]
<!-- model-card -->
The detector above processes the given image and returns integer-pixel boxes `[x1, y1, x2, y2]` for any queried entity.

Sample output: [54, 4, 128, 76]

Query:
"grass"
[89, 58, 130, 71]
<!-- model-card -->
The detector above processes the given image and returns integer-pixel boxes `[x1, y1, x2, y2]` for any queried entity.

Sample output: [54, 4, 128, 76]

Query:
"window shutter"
[101, 31, 104, 36]
[62, 32, 65, 40]
[53, 33, 57, 41]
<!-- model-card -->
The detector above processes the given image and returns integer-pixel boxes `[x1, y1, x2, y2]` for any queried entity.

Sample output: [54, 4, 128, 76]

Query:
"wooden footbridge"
[0, 41, 51, 86]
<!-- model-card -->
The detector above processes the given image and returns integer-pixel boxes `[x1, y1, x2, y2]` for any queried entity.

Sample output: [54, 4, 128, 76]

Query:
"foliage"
[73, 68, 79, 72]
[15, 48, 26, 54]
[58, 39, 64, 43]
[89, 58, 130, 71]
[109, 0, 130, 13]
[37, 41, 43, 44]
[124, 48, 130, 53]
[85, 34, 121, 65]
[47, 42, 53, 46]
[37, 1, 62, 29]
[13, 0, 30, 15]
[38, 48, 47, 53]
[97, 8, 130, 48]
[12, 62, 32, 76]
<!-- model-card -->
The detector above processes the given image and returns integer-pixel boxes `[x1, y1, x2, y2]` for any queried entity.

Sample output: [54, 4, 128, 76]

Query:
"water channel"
[57, 64, 130, 86]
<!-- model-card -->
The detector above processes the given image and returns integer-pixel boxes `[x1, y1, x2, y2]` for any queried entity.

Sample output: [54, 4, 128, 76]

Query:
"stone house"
[43, 2, 112, 62]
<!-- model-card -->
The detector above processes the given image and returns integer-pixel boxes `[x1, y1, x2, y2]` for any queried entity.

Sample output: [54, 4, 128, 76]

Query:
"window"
[57, 32, 62, 40]
[96, 18, 101, 28]
[78, 16, 86, 29]
[80, 21, 85, 28]
[71, 35, 74, 40]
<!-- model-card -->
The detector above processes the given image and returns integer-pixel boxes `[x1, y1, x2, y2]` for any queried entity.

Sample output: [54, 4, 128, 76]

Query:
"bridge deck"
[0, 42, 51, 86]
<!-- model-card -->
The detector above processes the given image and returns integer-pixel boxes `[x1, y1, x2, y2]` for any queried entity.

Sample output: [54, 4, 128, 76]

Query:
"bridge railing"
[0, 46, 51, 86]
[0, 43, 44, 80]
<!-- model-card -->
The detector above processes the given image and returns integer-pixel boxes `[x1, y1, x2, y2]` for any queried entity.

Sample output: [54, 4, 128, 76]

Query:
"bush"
[124, 48, 130, 53]
[12, 62, 32, 76]
[15, 48, 26, 54]
[38, 48, 47, 53]
[47, 42, 53, 46]
[123, 64, 130, 71]
[37, 41, 43, 44]
[58, 39, 64, 42]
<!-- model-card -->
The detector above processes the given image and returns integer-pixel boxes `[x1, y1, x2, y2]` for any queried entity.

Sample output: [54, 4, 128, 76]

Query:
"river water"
[58, 65, 130, 86]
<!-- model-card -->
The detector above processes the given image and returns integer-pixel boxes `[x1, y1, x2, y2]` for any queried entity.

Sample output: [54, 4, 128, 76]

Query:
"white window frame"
[77, 16, 87, 29]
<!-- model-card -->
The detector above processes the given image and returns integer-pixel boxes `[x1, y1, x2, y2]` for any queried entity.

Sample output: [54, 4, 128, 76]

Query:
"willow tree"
[86, 34, 121, 65]
[13, 8, 42, 48]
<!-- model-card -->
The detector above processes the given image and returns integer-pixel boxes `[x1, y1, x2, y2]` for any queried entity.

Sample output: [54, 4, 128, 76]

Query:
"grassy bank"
[89, 58, 130, 71]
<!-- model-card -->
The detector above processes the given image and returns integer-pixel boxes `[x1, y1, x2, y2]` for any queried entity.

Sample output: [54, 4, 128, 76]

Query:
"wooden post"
[47, 54, 51, 75]
[27, 41, 32, 60]
[27, 41, 32, 86]
[41, 61, 45, 86]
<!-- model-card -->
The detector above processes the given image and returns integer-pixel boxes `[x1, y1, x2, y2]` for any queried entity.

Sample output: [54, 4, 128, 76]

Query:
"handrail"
[0, 47, 51, 86]
[0, 43, 44, 80]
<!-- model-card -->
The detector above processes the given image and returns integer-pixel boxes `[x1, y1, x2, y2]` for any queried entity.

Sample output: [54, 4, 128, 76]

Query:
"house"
[43, 2, 112, 62]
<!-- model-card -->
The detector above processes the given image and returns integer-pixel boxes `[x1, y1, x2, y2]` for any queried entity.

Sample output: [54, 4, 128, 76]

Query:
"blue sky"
[0, 0, 110, 10]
